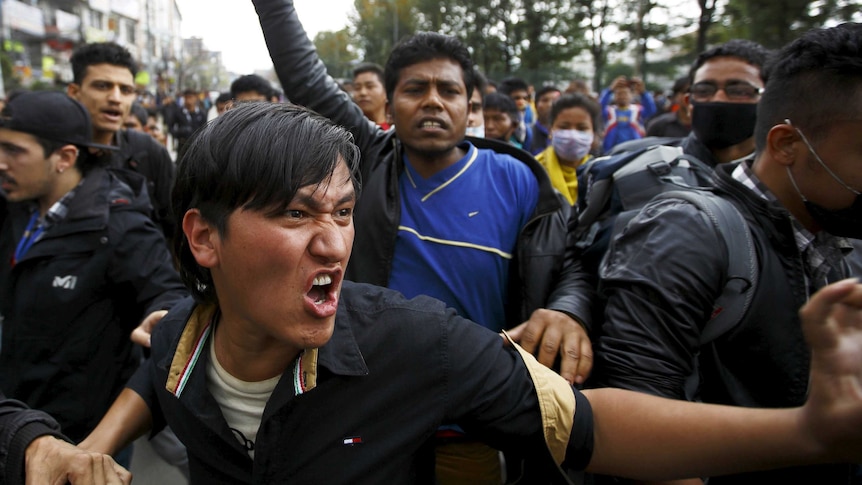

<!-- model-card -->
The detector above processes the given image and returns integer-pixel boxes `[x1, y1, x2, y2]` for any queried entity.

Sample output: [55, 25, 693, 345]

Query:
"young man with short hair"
[67, 42, 176, 237]
[530, 85, 562, 155]
[169, 88, 207, 155]
[482, 92, 522, 147]
[252, 4, 591, 480]
[352, 62, 390, 129]
[230, 74, 275, 102]
[0, 91, 186, 450]
[593, 22, 862, 485]
[80, 98, 862, 485]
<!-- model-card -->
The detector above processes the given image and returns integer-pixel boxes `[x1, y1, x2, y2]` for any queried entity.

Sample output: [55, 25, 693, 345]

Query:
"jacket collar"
[165, 302, 369, 399]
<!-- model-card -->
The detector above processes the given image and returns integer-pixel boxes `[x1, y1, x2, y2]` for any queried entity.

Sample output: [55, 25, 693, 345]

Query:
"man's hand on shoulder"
[131, 310, 168, 348]
[507, 309, 593, 385]
[25, 436, 132, 485]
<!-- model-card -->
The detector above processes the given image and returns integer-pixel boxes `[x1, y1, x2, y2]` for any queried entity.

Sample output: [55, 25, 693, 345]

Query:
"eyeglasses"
[690, 81, 763, 101]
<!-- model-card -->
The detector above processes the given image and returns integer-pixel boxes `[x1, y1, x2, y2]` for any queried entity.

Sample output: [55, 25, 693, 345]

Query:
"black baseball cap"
[0, 90, 117, 151]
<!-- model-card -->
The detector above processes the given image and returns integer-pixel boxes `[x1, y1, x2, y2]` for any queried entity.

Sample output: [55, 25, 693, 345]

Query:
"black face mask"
[803, 197, 862, 239]
[691, 101, 757, 150]
[786, 120, 862, 238]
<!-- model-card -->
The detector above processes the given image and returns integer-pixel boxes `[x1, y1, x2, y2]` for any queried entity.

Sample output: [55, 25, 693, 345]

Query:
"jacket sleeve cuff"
[564, 389, 594, 471]
[6, 422, 67, 485]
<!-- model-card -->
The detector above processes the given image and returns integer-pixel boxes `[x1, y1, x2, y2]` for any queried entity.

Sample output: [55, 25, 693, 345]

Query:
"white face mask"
[551, 129, 593, 161]
[465, 125, 485, 138]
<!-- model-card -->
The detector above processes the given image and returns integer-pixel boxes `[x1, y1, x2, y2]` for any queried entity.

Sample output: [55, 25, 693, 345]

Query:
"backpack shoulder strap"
[653, 190, 759, 344]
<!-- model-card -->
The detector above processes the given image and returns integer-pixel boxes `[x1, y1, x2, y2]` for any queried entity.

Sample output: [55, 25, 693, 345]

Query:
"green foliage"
[718, 0, 862, 49]
[351, 0, 418, 65]
[314, 28, 359, 79]
[340, 0, 860, 92]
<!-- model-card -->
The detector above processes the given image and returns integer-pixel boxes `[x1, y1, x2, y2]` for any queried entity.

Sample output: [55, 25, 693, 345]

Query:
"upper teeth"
[313, 275, 332, 286]
[422, 121, 441, 128]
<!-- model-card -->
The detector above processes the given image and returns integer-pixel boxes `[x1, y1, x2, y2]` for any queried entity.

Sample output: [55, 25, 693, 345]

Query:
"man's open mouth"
[309, 274, 333, 304]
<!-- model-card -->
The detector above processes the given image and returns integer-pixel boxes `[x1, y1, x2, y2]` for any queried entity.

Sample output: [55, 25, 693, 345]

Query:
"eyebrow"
[695, 79, 761, 86]
[293, 189, 356, 211]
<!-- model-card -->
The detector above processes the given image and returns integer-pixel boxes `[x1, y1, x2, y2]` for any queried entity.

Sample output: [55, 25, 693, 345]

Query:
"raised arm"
[250, 0, 382, 151]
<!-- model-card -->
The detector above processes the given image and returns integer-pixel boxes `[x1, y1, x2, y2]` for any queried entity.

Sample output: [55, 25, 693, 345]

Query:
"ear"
[766, 123, 799, 167]
[54, 145, 79, 173]
[182, 209, 220, 269]
[66, 83, 80, 100]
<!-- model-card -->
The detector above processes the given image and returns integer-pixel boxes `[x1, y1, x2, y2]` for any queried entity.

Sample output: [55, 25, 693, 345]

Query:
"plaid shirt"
[732, 160, 850, 294]
[29, 178, 85, 243]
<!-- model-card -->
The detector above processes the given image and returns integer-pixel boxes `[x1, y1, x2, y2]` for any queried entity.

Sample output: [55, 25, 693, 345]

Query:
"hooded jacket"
[0, 167, 187, 442]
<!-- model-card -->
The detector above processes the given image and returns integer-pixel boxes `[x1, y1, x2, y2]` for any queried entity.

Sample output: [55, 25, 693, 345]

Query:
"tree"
[351, 0, 418, 65]
[720, 0, 861, 48]
[695, 0, 719, 54]
[575, 0, 624, 92]
[517, 0, 587, 79]
[314, 28, 359, 80]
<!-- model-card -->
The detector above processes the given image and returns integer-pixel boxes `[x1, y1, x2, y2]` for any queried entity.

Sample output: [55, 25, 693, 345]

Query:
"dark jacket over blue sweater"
[252, 0, 594, 330]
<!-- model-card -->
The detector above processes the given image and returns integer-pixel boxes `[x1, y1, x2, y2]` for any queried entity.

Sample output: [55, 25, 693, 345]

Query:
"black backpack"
[575, 145, 758, 344]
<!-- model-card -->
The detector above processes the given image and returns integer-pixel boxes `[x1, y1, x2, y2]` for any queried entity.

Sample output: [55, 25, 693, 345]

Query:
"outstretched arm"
[25, 436, 132, 485]
[79, 389, 153, 458]
[582, 278, 862, 480]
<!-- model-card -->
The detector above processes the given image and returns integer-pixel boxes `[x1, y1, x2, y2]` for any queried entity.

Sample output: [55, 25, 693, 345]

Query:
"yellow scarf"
[536, 147, 589, 205]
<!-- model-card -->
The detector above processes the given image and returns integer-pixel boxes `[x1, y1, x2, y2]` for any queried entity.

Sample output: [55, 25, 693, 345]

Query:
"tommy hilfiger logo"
[342, 436, 363, 446]
[52, 275, 77, 290]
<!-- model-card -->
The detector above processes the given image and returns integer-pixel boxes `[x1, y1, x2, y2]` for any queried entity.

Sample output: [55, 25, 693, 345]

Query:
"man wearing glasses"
[591, 26, 860, 485]
[676, 39, 770, 170]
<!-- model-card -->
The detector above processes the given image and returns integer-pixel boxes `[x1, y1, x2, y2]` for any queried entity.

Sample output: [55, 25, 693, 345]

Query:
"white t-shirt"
[206, 340, 280, 459]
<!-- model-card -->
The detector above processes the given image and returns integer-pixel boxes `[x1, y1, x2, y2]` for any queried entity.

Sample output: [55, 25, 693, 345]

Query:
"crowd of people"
[1, 1, 862, 484]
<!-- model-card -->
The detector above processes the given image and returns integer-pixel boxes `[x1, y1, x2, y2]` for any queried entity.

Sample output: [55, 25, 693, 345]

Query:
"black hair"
[129, 103, 148, 126]
[34, 137, 65, 159]
[172, 102, 361, 304]
[472, 68, 488, 102]
[483, 92, 519, 123]
[384, 32, 475, 102]
[215, 92, 232, 105]
[688, 39, 772, 86]
[33, 136, 107, 175]
[671, 76, 690, 95]
[535, 85, 561, 101]
[550, 93, 602, 133]
[230, 74, 274, 100]
[755, 23, 862, 152]
[353, 62, 385, 84]
[498, 77, 530, 96]
[70, 43, 138, 84]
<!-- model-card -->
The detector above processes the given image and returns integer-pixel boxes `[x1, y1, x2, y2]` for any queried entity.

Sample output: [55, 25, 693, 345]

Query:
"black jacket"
[594, 163, 852, 483]
[168, 106, 207, 141]
[110, 128, 175, 237]
[0, 392, 67, 485]
[0, 168, 187, 442]
[576, 132, 721, 332]
[128, 284, 594, 484]
[253, 0, 593, 329]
